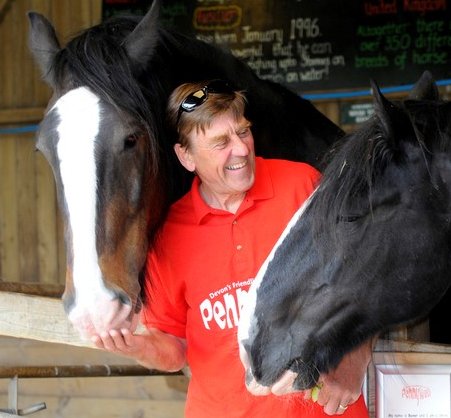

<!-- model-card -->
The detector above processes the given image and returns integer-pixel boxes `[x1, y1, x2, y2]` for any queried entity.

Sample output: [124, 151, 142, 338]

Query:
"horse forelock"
[405, 99, 451, 154]
[311, 119, 393, 238]
[311, 97, 451, 242]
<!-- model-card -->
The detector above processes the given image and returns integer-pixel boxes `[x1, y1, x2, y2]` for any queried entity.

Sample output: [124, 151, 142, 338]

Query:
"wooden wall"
[0, 336, 188, 418]
[0, 0, 102, 285]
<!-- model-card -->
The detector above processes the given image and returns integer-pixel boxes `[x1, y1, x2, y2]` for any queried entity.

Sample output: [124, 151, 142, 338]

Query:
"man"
[93, 80, 371, 417]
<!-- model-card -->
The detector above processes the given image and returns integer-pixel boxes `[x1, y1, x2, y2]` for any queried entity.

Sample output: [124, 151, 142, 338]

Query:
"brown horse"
[28, 1, 342, 337]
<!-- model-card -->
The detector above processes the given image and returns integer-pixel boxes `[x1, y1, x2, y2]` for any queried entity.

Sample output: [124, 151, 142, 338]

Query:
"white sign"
[376, 364, 451, 418]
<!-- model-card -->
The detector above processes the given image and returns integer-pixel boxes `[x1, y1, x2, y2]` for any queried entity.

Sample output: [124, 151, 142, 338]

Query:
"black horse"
[238, 71, 451, 391]
[28, 0, 342, 337]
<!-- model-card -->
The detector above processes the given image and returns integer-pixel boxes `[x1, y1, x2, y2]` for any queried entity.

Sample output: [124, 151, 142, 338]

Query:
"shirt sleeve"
[140, 247, 188, 339]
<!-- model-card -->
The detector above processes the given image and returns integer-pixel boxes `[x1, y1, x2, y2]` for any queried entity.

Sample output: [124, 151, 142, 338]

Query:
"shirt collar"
[191, 157, 274, 224]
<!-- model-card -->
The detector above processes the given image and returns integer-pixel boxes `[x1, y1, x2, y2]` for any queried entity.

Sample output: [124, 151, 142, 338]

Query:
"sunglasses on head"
[176, 79, 235, 126]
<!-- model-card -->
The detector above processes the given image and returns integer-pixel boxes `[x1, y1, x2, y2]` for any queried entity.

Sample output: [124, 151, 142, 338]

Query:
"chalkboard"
[103, 0, 451, 94]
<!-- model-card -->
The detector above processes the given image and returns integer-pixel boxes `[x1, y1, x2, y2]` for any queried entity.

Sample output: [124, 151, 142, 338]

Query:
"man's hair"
[167, 81, 247, 148]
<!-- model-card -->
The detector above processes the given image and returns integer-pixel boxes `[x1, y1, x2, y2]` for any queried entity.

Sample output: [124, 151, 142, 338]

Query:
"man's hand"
[308, 338, 374, 415]
[91, 327, 187, 372]
[92, 329, 149, 358]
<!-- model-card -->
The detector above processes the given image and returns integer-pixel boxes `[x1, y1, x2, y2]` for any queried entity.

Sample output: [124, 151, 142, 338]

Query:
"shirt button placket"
[232, 219, 244, 252]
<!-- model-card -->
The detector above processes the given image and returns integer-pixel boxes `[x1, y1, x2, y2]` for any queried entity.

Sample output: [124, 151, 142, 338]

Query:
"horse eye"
[124, 133, 140, 150]
[338, 215, 361, 223]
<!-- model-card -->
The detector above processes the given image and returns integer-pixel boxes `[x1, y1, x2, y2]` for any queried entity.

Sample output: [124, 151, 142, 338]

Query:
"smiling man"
[92, 80, 371, 418]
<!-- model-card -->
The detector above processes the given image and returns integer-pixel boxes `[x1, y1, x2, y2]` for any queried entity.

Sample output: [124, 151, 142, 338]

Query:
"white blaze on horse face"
[237, 191, 316, 368]
[53, 87, 116, 325]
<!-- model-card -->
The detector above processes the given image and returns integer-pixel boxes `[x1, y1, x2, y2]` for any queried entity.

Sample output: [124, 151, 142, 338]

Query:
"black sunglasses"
[176, 80, 235, 126]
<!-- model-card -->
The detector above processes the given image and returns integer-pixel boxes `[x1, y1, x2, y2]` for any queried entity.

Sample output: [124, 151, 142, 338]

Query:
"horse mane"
[310, 97, 448, 240]
[311, 116, 393, 235]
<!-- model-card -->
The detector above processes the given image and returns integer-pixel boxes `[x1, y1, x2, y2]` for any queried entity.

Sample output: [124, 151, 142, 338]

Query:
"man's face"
[181, 112, 256, 202]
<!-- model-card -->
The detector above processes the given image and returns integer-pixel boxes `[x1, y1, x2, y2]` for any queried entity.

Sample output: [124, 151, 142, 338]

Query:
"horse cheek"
[98, 212, 145, 306]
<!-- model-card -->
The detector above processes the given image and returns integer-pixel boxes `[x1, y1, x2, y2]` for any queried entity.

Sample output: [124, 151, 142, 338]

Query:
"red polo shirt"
[142, 158, 368, 418]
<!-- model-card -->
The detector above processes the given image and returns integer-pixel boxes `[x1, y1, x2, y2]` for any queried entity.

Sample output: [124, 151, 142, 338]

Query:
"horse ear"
[408, 71, 439, 101]
[123, 0, 161, 67]
[371, 79, 397, 139]
[27, 12, 60, 88]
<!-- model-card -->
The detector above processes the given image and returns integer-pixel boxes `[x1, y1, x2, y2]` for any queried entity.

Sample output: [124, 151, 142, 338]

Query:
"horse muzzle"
[64, 286, 141, 339]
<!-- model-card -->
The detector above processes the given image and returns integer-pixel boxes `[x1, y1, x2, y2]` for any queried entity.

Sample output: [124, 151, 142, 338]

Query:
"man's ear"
[174, 143, 196, 172]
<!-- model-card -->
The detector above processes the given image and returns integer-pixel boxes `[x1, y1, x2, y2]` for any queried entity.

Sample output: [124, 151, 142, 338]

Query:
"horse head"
[28, 1, 167, 338]
[238, 71, 451, 392]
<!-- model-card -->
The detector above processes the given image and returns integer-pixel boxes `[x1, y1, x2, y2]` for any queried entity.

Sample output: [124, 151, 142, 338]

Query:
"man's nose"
[231, 136, 250, 156]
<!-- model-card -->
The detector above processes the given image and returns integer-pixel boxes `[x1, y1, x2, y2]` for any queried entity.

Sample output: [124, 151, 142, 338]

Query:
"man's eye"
[214, 139, 229, 149]
[238, 127, 251, 137]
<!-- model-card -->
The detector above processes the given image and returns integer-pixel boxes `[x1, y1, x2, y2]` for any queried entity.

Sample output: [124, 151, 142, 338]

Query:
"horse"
[27, 0, 343, 337]
[237, 71, 451, 393]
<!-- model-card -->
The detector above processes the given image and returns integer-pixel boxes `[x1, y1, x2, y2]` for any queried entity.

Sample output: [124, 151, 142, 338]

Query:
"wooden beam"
[0, 108, 44, 125]
[0, 365, 180, 379]
[0, 291, 90, 347]
[0, 291, 145, 348]
[0, 283, 63, 298]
